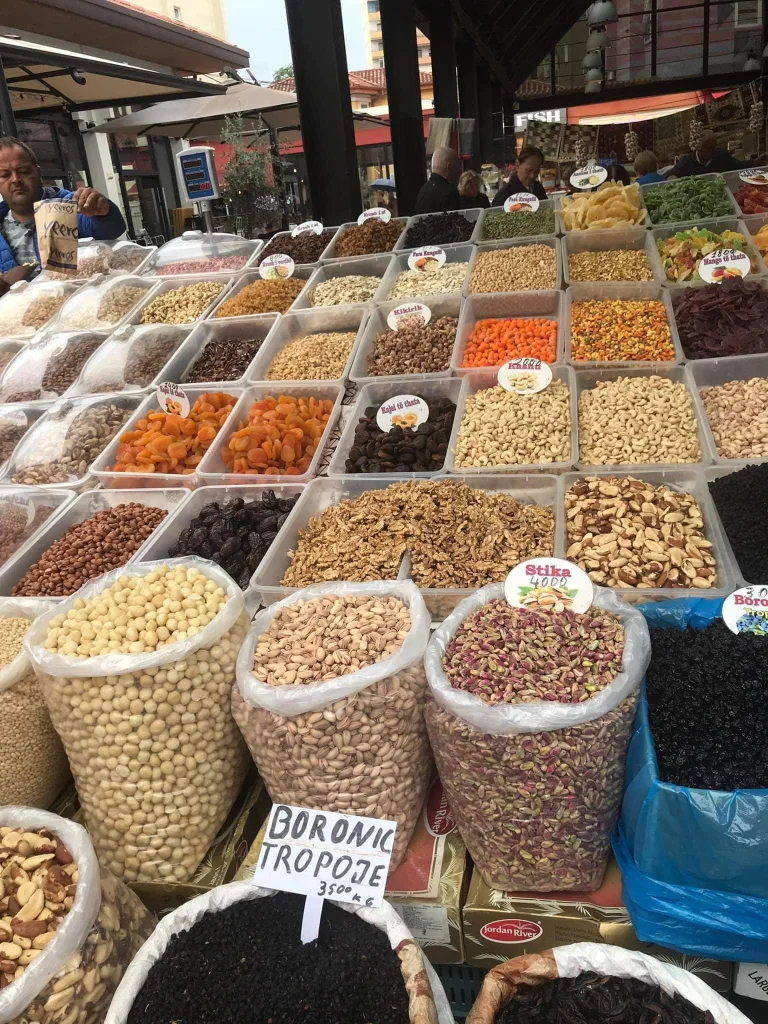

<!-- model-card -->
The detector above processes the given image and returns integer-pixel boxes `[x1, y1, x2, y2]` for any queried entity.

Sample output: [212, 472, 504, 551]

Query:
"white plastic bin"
[142, 230, 263, 276]
[650, 217, 768, 287]
[256, 226, 342, 267]
[640, 173, 742, 225]
[206, 267, 315, 320]
[466, 236, 562, 293]
[68, 323, 192, 397]
[0, 280, 82, 339]
[473, 200, 560, 243]
[0, 328, 111, 405]
[0, 486, 75, 573]
[128, 272, 235, 325]
[245, 306, 368, 383]
[686, 353, 768, 466]
[562, 226, 664, 285]
[451, 290, 563, 374]
[56, 274, 160, 331]
[321, 219, 408, 261]
[375, 243, 474, 302]
[293, 253, 393, 310]
[395, 208, 482, 250]
[179, 314, 280, 386]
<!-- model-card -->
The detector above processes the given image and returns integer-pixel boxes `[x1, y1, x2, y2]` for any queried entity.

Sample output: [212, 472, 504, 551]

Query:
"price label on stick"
[570, 163, 607, 190]
[376, 394, 430, 432]
[252, 804, 397, 943]
[698, 248, 751, 283]
[408, 246, 446, 271]
[157, 381, 190, 418]
[503, 192, 540, 213]
[497, 358, 552, 395]
[358, 207, 392, 225]
[259, 253, 295, 280]
[386, 302, 431, 330]
[738, 168, 768, 185]
[291, 220, 323, 237]
[505, 557, 593, 614]
[722, 586, 768, 634]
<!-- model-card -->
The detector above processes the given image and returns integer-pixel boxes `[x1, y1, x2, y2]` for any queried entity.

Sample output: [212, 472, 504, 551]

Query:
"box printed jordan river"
[462, 857, 732, 991]
[235, 777, 469, 965]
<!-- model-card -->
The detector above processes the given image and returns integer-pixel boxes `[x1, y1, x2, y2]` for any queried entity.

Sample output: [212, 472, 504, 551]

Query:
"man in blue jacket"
[0, 136, 126, 283]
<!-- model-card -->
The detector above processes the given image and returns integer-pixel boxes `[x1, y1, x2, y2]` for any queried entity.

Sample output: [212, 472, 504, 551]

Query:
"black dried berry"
[219, 536, 240, 558]
[261, 489, 278, 509]
[262, 531, 278, 544]
[344, 394, 456, 474]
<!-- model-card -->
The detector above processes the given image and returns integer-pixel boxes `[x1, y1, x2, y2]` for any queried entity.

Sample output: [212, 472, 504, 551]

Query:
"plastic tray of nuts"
[685, 352, 768, 468]
[0, 485, 76, 572]
[0, 402, 52, 478]
[67, 323, 193, 397]
[327, 377, 463, 479]
[205, 266, 317, 320]
[374, 243, 474, 303]
[0, 328, 111, 406]
[0, 339, 28, 380]
[320, 219, 408, 261]
[126, 272, 236, 326]
[564, 282, 685, 368]
[450, 289, 564, 375]
[0, 392, 144, 490]
[197, 381, 344, 486]
[55, 273, 161, 331]
[466, 236, 562, 294]
[648, 216, 768, 288]
[245, 306, 368, 384]
[178, 314, 280, 387]
[350, 293, 462, 384]
[445, 365, 578, 476]
[89, 384, 245, 490]
[574, 366, 711, 473]
[0, 487, 191, 609]
[291, 252, 394, 311]
[135, 483, 308, 609]
[0, 280, 83, 339]
[252, 473, 561, 619]
[562, 226, 665, 286]
[559, 468, 736, 605]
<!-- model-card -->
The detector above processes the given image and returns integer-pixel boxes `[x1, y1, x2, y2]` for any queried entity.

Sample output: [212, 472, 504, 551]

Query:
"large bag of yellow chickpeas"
[0, 599, 70, 808]
[0, 808, 155, 1024]
[24, 558, 250, 885]
[232, 580, 432, 869]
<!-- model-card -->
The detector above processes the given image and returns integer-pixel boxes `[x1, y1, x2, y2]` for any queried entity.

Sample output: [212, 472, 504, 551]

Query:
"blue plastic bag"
[621, 596, 768, 899]
[614, 595, 768, 962]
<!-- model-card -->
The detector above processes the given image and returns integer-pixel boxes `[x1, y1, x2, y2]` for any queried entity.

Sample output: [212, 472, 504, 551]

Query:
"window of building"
[367, 0, 379, 10]
[735, 0, 761, 27]
[358, 102, 369, 109]
[173, 5, 182, 18]
[377, 58, 385, 67]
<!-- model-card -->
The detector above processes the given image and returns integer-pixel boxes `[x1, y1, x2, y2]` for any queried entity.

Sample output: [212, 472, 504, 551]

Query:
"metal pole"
[476, 62, 493, 165]
[0, 57, 18, 137]
[429, 8, 458, 119]
[456, 31, 480, 170]
[379, 0, 427, 215]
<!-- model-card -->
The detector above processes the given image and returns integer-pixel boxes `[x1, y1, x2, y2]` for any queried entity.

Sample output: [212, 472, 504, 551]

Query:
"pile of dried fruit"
[221, 394, 335, 476]
[672, 279, 768, 358]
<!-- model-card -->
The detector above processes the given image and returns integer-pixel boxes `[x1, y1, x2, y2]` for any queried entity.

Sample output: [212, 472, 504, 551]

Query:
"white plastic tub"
[55, 274, 160, 331]
[375, 243, 474, 302]
[256, 226, 342, 267]
[246, 306, 368, 384]
[0, 328, 111, 405]
[565, 282, 685, 367]
[197, 382, 344, 486]
[0, 486, 76, 575]
[395, 208, 482, 251]
[0, 280, 82, 339]
[320, 219, 408, 261]
[451, 290, 563, 374]
[179, 314, 280, 387]
[686, 353, 768, 467]
[327, 377, 462, 479]
[473, 200, 560, 243]
[649, 216, 768, 288]
[562, 226, 664, 285]
[293, 253, 393, 310]
[466, 236, 562, 293]
[128, 272, 236, 326]
[67, 323, 192, 397]
[445, 365, 578, 476]
[640, 173, 743, 226]
[205, 267, 315, 320]
[350, 293, 462, 384]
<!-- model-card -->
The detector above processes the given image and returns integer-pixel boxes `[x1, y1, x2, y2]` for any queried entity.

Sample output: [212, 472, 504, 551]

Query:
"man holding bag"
[0, 135, 126, 282]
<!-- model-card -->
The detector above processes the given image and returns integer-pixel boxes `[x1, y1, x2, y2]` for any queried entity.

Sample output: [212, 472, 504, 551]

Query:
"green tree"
[221, 113, 279, 236]
[272, 64, 294, 83]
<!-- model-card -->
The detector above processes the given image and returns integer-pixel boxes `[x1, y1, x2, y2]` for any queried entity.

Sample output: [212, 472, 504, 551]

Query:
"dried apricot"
[221, 393, 335, 476]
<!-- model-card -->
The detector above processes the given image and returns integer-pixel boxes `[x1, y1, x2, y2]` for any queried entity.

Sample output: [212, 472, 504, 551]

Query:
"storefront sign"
[503, 193, 540, 213]
[570, 164, 608, 190]
[505, 558, 594, 614]
[407, 247, 446, 271]
[722, 587, 768, 634]
[698, 248, 751, 283]
[259, 254, 295, 279]
[739, 168, 768, 186]
[497, 358, 552, 395]
[291, 220, 324, 237]
[157, 381, 190, 418]
[376, 394, 430, 432]
[252, 803, 397, 941]
[358, 207, 392, 225]
[386, 302, 431, 330]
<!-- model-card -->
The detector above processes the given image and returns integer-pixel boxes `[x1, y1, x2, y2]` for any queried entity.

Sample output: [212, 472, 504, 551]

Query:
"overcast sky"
[224, 0, 369, 82]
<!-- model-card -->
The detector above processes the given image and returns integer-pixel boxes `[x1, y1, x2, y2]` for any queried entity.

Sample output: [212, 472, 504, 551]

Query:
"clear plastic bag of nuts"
[0, 809, 155, 1024]
[423, 584, 651, 892]
[232, 581, 433, 869]
[0, 599, 70, 808]
[24, 558, 250, 885]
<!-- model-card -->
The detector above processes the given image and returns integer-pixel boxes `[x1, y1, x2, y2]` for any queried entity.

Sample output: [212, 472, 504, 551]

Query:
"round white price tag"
[358, 207, 392, 225]
[407, 247, 446, 271]
[503, 192, 540, 213]
[722, 586, 768, 634]
[0, 408, 28, 429]
[698, 248, 751, 283]
[738, 168, 768, 185]
[386, 303, 431, 331]
[570, 164, 608, 190]
[504, 557, 594, 614]
[259, 254, 296, 280]
[157, 382, 190, 418]
[376, 394, 430, 432]
[497, 358, 552, 395]
[291, 220, 323, 237]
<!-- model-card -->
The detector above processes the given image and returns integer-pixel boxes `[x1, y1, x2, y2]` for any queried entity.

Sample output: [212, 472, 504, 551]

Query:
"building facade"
[125, 0, 228, 46]
[362, 0, 431, 70]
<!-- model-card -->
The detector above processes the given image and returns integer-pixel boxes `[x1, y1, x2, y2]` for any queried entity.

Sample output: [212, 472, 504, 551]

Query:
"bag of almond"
[0, 600, 70, 809]
[0, 808, 155, 1024]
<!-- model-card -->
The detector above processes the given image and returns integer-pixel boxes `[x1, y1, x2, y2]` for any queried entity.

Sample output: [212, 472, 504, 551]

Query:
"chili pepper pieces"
[222, 394, 335, 476]
[461, 317, 557, 368]
[570, 299, 675, 362]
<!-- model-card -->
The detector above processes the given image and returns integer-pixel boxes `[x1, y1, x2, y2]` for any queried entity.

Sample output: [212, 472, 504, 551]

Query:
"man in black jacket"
[415, 146, 461, 214]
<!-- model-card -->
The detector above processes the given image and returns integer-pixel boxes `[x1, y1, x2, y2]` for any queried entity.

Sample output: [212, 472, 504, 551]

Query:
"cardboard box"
[462, 858, 732, 992]
[235, 779, 469, 965]
[54, 773, 271, 916]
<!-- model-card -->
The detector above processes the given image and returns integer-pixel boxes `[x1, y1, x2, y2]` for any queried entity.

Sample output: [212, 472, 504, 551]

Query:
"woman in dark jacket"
[493, 146, 547, 206]
[458, 170, 490, 209]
